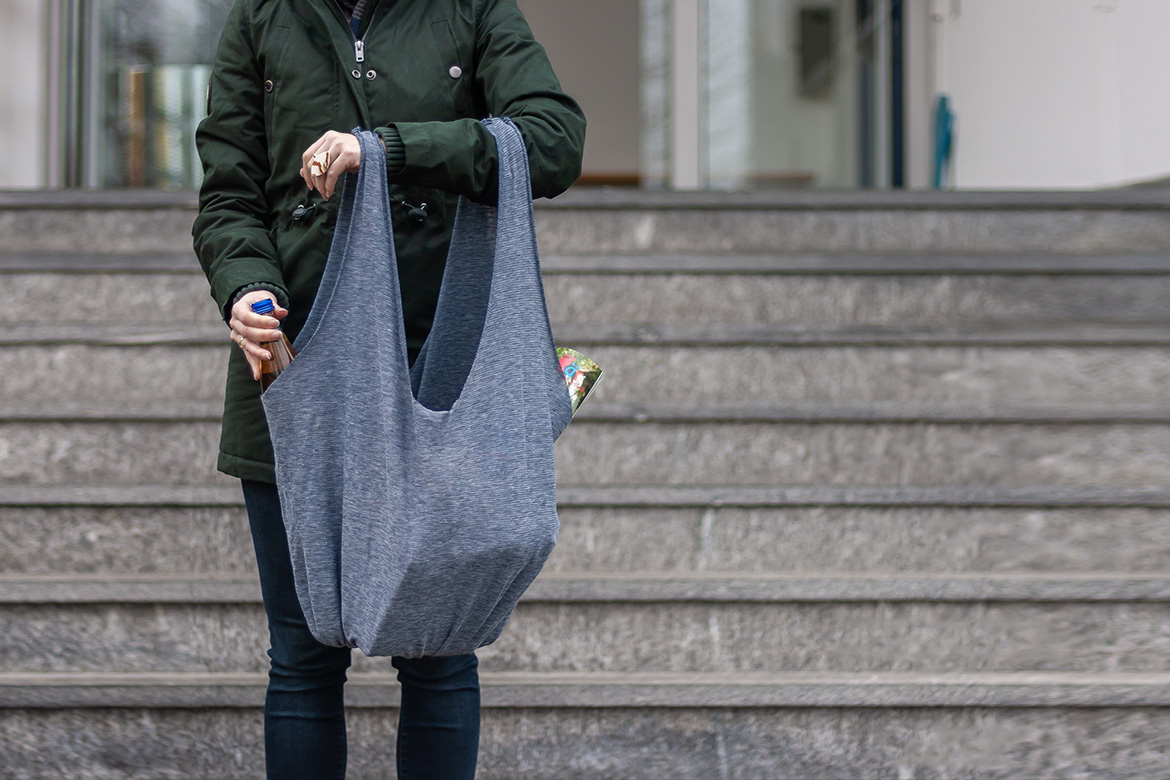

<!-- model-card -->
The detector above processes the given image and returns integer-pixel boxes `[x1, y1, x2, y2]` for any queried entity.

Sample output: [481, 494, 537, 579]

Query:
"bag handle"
[290, 126, 400, 361]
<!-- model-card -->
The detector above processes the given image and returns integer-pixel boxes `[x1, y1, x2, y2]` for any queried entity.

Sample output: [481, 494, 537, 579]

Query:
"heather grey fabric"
[260, 118, 572, 658]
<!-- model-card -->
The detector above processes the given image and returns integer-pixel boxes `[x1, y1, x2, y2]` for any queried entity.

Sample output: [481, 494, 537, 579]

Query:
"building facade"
[3, 0, 1170, 190]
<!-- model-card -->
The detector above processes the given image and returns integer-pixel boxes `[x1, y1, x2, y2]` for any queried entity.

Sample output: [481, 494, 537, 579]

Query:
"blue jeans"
[241, 479, 481, 780]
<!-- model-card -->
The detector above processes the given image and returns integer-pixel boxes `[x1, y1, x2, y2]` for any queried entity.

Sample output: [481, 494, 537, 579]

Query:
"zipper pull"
[354, 40, 365, 63]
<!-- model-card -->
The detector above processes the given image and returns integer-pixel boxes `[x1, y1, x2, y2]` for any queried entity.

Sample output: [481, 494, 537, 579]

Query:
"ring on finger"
[237, 334, 247, 349]
[309, 150, 331, 178]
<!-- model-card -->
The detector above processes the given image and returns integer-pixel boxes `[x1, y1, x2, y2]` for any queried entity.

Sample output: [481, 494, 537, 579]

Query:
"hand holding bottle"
[229, 291, 289, 382]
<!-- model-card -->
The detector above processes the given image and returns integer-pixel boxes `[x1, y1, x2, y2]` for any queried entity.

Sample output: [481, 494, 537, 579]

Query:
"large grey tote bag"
[261, 118, 573, 658]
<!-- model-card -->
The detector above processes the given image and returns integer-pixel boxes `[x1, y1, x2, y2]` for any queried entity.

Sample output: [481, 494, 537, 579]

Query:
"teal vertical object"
[932, 94, 954, 189]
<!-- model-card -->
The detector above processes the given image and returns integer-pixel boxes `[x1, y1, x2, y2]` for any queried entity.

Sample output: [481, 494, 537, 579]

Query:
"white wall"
[931, 0, 1170, 188]
[517, 0, 640, 181]
[0, 0, 49, 188]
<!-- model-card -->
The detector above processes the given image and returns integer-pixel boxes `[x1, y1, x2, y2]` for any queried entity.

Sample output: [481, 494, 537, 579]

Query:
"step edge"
[3, 573, 1170, 604]
[3, 670, 1169, 708]
[3, 484, 1166, 508]
[2, 401, 1169, 424]
[9, 323, 1170, 348]
[9, 187, 1170, 211]
[7, 251, 1170, 275]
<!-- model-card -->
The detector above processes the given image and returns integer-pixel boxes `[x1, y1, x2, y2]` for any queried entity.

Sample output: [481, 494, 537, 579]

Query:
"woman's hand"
[229, 290, 289, 381]
[301, 131, 362, 200]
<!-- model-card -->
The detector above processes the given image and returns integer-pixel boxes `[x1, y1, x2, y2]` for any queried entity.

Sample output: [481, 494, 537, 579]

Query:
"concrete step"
[7, 669, 1170, 706]
[0, 404, 1166, 486]
[4, 485, 1170, 576]
[3, 670, 1168, 779]
[2, 574, 1169, 674]
[13, 321, 1170, 346]
[7, 332, 1170, 408]
[6, 251, 1170, 328]
[8, 188, 1170, 254]
[9, 339, 1170, 409]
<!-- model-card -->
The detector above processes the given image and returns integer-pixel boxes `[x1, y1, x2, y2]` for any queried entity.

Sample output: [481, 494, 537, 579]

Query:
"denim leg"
[392, 653, 481, 780]
[242, 479, 352, 780]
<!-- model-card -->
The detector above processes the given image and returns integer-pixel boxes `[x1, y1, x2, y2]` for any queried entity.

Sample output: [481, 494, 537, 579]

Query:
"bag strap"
[410, 118, 553, 412]
[290, 126, 402, 367]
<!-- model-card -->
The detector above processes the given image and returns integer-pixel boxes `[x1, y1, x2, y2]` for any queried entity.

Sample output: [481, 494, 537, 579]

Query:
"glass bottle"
[251, 298, 296, 392]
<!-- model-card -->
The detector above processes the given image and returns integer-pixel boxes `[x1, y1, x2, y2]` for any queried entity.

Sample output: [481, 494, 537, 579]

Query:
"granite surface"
[550, 421, 1170, 488]
[0, 274, 214, 327]
[557, 345, 1170, 406]
[3, 419, 1168, 487]
[4, 503, 1168, 576]
[0, 210, 196, 254]
[3, 705, 1170, 779]
[2, 345, 228, 409]
[5, 192, 1170, 780]
[567, 505, 1170, 575]
[9, 269, 1170, 329]
[10, 200, 1170, 255]
[0, 505, 255, 574]
[3, 599, 1169, 674]
[10, 343, 1169, 410]
[534, 208, 1170, 254]
[543, 273, 1170, 328]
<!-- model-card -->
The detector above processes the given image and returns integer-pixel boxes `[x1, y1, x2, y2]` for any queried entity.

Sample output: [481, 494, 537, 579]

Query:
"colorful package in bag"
[260, 118, 573, 657]
[556, 347, 603, 415]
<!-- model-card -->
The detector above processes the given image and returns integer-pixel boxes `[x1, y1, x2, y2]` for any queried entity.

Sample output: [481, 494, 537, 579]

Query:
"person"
[190, 1, 586, 777]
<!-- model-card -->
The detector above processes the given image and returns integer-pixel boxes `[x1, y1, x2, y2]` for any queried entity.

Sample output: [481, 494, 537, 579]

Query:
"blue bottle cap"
[251, 298, 276, 315]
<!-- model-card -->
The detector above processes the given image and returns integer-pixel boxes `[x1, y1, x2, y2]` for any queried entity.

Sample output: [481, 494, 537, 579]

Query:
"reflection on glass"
[705, 0, 866, 189]
[72, 0, 231, 188]
[64, 0, 896, 190]
[640, 0, 894, 189]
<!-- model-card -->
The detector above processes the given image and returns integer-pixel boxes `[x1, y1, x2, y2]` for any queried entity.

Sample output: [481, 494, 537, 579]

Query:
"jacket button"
[448, 65, 462, 79]
[264, 79, 274, 92]
[366, 69, 377, 80]
[351, 69, 361, 79]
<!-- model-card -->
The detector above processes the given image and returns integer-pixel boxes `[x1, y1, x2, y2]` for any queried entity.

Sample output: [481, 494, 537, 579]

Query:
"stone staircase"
[1, 188, 1170, 778]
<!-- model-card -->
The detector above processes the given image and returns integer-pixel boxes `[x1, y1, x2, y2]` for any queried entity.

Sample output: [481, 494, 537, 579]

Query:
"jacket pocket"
[261, 25, 292, 122]
[430, 19, 470, 116]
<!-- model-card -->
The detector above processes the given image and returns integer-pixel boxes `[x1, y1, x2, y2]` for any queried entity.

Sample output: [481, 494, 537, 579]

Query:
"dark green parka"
[192, 0, 586, 482]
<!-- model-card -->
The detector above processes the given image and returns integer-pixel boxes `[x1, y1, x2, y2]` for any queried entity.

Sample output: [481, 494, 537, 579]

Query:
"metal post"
[873, 0, 891, 187]
[670, 0, 703, 189]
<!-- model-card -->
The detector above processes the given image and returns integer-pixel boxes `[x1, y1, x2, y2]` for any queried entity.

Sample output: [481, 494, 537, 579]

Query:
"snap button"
[366, 69, 377, 80]
[264, 79, 274, 92]
[448, 65, 462, 79]
[351, 69, 361, 79]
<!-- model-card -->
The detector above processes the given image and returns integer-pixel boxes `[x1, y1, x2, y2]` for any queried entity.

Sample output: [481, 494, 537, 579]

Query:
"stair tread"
[539, 187, 1170, 210]
[2, 399, 1168, 423]
[8, 321, 1170, 346]
[2, 572, 1169, 603]
[3, 483, 1166, 507]
[3, 669, 1170, 709]
[6, 250, 1170, 275]
[8, 187, 1170, 210]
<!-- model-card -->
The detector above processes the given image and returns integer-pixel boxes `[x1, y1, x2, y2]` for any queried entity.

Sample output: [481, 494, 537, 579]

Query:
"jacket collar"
[299, 0, 378, 127]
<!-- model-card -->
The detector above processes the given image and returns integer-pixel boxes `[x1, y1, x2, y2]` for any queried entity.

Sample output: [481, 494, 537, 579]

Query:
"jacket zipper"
[292, 1, 383, 227]
[333, 0, 383, 68]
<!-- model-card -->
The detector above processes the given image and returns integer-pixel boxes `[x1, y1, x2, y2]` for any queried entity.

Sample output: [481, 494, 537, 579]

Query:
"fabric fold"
[260, 118, 572, 658]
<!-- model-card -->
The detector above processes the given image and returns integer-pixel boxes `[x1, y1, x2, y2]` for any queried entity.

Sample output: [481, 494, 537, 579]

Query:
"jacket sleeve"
[373, 0, 586, 203]
[191, 0, 290, 324]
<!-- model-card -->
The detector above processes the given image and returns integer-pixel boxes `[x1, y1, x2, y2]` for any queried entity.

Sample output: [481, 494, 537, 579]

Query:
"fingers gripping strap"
[290, 128, 392, 353]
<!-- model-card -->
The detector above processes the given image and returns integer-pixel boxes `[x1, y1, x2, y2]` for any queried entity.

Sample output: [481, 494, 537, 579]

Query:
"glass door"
[641, 0, 904, 189]
[46, 0, 906, 190]
[50, 0, 231, 188]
